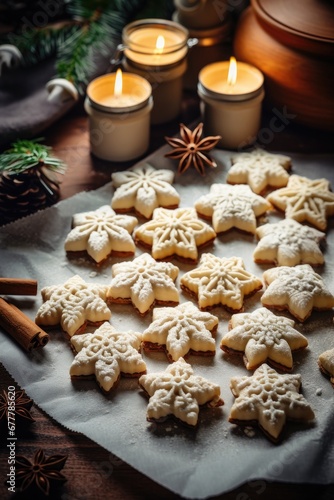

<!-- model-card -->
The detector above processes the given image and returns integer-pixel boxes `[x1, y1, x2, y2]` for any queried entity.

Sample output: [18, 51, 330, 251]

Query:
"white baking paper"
[1, 146, 334, 499]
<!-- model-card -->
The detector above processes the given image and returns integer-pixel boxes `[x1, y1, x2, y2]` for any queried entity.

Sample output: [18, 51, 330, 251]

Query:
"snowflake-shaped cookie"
[181, 253, 263, 311]
[227, 149, 291, 194]
[221, 307, 308, 371]
[107, 253, 179, 315]
[35, 275, 111, 336]
[267, 175, 334, 230]
[229, 363, 315, 442]
[139, 357, 223, 426]
[195, 183, 271, 234]
[261, 264, 334, 322]
[70, 322, 146, 392]
[111, 163, 180, 219]
[64, 205, 138, 263]
[318, 348, 334, 387]
[134, 207, 216, 262]
[142, 301, 217, 361]
[253, 219, 326, 266]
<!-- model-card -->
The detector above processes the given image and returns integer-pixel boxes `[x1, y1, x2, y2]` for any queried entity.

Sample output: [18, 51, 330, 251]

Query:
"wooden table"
[1, 92, 334, 499]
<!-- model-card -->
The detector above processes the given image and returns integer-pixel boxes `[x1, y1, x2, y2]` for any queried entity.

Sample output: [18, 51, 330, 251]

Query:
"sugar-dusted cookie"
[261, 265, 334, 322]
[181, 253, 262, 311]
[111, 163, 180, 219]
[253, 219, 326, 267]
[221, 307, 308, 371]
[227, 148, 291, 194]
[139, 357, 223, 426]
[195, 183, 271, 234]
[35, 275, 111, 336]
[107, 253, 179, 315]
[133, 207, 216, 263]
[70, 322, 146, 393]
[318, 348, 334, 387]
[64, 205, 138, 264]
[229, 363, 315, 443]
[142, 301, 217, 361]
[267, 174, 334, 231]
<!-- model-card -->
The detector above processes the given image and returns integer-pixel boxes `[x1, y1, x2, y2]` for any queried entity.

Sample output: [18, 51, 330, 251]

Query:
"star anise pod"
[16, 449, 68, 495]
[165, 122, 221, 176]
[0, 388, 35, 423]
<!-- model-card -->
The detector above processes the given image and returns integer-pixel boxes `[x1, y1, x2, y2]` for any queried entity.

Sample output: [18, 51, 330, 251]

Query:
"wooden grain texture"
[255, 0, 334, 44]
[1, 91, 334, 500]
[234, 7, 334, 131]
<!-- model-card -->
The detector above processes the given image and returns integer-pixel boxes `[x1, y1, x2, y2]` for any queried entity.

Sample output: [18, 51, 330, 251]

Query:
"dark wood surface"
[1, 91, 334, 500]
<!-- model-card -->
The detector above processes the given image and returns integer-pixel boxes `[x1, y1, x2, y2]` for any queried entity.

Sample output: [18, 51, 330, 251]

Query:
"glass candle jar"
[85, 72, 153, 162]
[120, 19, 196, 124]
[198, 60, 265, 150]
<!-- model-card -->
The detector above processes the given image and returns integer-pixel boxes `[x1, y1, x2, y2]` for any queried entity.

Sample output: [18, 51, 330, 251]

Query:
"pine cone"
[0, 165, 60, 226]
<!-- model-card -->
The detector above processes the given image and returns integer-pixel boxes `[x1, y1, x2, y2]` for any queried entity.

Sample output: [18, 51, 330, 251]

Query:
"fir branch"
[0, 139, 67, 175]
[64, 0, 113, 21]
[3, 23, 79, 67]
[56, 0, 148, 93]
[1, 0, 175, 93]
[56, 19, 112, 91]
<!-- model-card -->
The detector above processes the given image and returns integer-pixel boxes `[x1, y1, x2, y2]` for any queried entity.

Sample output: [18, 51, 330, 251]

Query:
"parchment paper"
[1, 146, 334, 499]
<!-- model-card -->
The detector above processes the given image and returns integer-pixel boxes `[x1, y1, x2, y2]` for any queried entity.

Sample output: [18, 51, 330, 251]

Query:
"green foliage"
[5, 24, 79, 66]
[0, 0, 174, 94]
[0, 139, 67, 175]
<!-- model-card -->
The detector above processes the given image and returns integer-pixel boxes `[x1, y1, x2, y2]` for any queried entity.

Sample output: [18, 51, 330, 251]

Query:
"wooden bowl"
[233, 0, 334, 131]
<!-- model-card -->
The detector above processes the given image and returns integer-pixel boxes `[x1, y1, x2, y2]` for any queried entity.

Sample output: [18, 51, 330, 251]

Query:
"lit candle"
[84, 70, 153, 162]
[198, 58, 265, 149]
[121, 19, 195, 124]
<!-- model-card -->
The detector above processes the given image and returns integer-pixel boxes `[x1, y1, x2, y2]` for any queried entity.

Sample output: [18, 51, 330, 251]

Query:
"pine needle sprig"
[56, 20, 110, 92]
[0, 139, 67, 175]
[3, 24, 79, 67]
[0, 0, 175, 93]
[56, 1, 146, 93]
[64, 0, 112, 21]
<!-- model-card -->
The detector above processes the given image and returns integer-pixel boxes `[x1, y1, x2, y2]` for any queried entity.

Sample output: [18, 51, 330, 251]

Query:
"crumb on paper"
[244, 427, 255, 438]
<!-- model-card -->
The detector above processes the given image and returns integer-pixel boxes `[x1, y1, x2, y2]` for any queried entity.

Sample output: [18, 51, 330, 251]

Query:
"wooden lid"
[252, 0, 334, 58]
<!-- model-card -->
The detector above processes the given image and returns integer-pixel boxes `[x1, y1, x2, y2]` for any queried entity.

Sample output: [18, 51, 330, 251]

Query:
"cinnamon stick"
[0, 278, 38, 296]
[0, 297, 49, 351]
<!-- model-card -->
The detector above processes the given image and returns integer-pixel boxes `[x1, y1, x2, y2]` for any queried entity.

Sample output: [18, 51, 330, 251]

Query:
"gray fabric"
[0, 57, 76, 148]
[0, 46, 117, 148]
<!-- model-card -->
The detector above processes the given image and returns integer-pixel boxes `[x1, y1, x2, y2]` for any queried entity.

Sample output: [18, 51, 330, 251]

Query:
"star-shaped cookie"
[134, 207, 216, 263]
[35, 275, 111, 336]
[267, 174, 334, 230]
[195, 183, 271, 234]
[253, 219, 326, 266]
[181, 253, 263, 311]
[229, 363, 315, 442]
[107, 253, 179, 315]
[111, 163, 180, 219]
[139, 357, 223, 426]
[70, 322, 146, 392]
[64, 205, 138, 264]
[142, 301, 217, 361]
[227, 149, 291, 194]
[221, 307, 308, 371]
[318, 348, 334, 387]
[261, 264, 334, 322]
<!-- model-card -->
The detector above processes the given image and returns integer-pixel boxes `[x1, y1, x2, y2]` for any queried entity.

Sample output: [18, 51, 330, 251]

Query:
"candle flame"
[155, 35, 165, 54]
[114, 68, 123, 97]
[227, 57, 237, 86]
